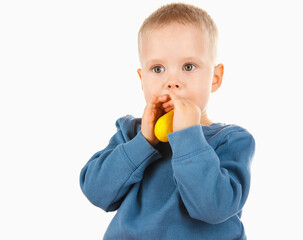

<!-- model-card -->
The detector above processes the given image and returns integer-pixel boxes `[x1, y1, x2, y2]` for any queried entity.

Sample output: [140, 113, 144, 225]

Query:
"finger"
[162, 100, 173, 108]
[169, 91, 184, 109]
[157, 94, 170, 102]
[164, 106, 174, 112]
[154, 98, 166, 109]
[148, 95, 166, 118]
[151, 95, 158, 103]
[148, 95, 157, 107]
[150, 95, 169, 110]
[168, 91, 180, 102]
[145, 96, 157, 117]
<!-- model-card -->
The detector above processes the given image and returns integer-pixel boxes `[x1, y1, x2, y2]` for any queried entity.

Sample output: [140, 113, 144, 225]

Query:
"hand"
[141, 95, 171, 146]
[162, 91, 201, 132]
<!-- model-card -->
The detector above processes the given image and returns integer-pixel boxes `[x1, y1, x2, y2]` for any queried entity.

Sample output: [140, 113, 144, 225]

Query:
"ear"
[137, 68, 142, 79]
[211, 64, 224, 93]
[137, 68, 143, 90]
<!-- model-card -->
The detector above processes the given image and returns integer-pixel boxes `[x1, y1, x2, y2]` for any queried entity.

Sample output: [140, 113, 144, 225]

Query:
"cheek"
[141, 79, 157, 103]
[188, 83, 211, 108]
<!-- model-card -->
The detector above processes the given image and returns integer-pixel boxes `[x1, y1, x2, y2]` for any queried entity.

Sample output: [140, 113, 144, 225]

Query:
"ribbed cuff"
[122, 130, 162, 168]
[167, 124, 211, 159]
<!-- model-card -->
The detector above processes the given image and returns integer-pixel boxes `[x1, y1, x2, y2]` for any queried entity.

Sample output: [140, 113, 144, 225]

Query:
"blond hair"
[138, 2, 219, 64]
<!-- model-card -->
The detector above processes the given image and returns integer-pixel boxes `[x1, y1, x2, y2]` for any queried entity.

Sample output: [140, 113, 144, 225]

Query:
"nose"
[166, 79, 182, 90]
[167, 83, 180, 89]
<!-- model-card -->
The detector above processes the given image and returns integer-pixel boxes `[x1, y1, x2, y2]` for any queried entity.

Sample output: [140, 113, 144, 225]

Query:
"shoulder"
[221, 124, 255, 150]
[204, 123, 254, 141]
[115, 114, 141, 130]
[114, 115, 142, 141]
[222, 124, 255, 144]
[204, 123, 255, 158]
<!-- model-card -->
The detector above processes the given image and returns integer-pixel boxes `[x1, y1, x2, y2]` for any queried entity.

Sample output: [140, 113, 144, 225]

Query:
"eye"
[152, 66, 164, 73]
[184, 64, 196, 71]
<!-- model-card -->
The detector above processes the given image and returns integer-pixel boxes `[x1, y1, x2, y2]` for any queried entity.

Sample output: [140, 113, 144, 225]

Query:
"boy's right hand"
[141, 95, 172, 146]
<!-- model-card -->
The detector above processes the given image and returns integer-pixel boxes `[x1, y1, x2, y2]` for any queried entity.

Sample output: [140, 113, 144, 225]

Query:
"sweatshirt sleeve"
[80, 116, 162, 212]
[167, 124, 255, 224]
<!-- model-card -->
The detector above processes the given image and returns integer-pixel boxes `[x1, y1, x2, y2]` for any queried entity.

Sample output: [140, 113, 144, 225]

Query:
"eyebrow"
[145, 57, 204, 67]
[181, 57, 204, 65]
[144, 59, 165, 67]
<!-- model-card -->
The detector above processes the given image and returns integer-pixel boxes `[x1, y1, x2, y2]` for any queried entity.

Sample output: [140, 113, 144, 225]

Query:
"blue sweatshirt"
[80, 115, 255, 240]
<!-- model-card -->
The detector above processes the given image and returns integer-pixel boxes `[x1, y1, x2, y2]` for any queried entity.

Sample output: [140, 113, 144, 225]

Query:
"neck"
[200, 111, 213, 126]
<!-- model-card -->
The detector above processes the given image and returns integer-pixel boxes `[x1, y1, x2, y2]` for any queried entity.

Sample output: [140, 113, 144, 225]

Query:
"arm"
[80, 116, 162, 212]
[168, 124, 255, 224]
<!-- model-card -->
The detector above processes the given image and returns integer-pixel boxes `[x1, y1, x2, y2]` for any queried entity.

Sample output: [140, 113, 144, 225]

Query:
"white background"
[1, 0, 302, 239]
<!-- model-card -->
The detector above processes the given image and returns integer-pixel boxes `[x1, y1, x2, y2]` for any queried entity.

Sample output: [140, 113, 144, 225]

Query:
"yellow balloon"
[154, 109, 174, 142]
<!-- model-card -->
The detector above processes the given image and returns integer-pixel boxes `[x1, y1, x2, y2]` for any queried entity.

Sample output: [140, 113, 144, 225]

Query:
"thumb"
[169, 91, 182, 107]
[169, 90, 179, 101]
[168, 91, 182, 111]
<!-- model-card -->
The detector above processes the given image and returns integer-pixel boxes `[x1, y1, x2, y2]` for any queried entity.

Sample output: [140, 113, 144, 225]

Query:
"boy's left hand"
[162, 91, 201, 132]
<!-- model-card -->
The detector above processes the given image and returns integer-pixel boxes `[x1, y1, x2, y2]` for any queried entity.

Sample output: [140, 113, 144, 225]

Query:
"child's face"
[137, 22, 222, 118]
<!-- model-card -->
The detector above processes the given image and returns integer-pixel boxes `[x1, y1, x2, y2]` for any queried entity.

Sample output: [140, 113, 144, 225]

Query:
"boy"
[80, 3, 255, 240]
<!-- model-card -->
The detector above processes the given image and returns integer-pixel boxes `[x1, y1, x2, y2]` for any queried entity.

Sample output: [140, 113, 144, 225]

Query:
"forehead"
[140, 22, 210, 64]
